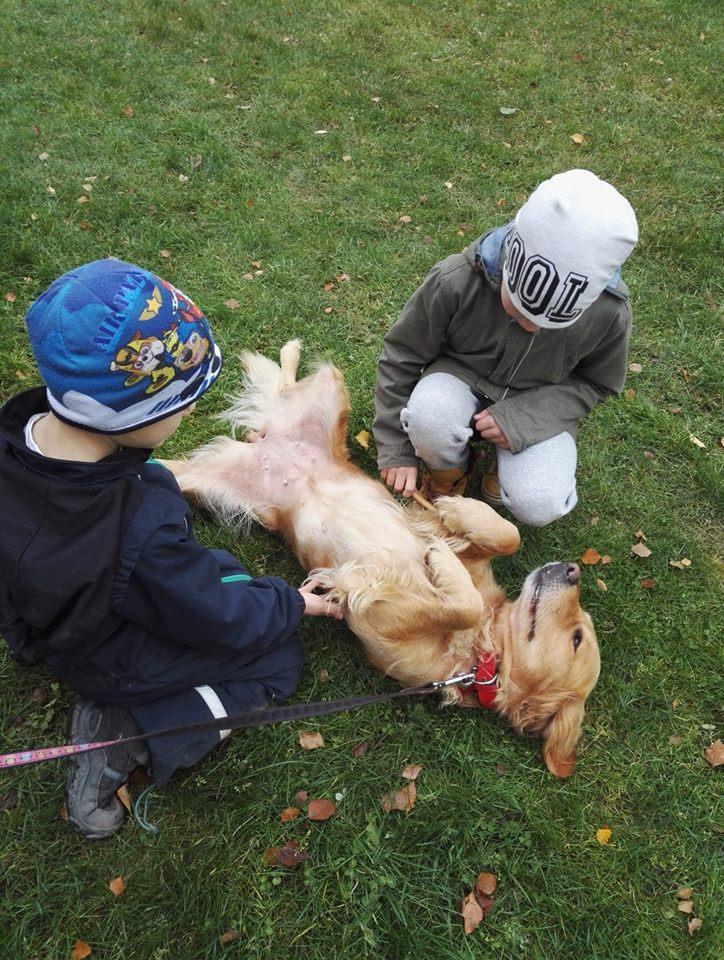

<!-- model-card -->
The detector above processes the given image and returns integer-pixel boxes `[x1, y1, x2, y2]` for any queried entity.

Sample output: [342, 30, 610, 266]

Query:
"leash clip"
[430, 672, 477, 690]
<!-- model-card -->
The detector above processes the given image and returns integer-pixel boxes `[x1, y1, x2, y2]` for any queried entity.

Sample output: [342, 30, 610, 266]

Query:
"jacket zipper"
[500, 332, 536, 400]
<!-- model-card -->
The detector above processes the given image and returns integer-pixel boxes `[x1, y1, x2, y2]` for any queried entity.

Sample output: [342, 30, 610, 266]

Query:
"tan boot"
[420, 464, 469, 501]
[481, 463, 503, 507]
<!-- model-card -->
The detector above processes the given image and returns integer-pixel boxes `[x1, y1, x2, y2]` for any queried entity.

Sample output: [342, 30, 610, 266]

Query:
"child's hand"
[380, 466, 418, 497]
[299, 578, 344, 619]
[473, 410, 510, 449]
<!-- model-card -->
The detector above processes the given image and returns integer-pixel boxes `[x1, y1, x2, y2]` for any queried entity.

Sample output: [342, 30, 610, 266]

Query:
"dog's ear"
[542, 698, 585, 778]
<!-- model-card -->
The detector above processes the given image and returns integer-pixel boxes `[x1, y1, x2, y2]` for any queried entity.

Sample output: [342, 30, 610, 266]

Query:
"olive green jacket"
[373, 234, 632, 466]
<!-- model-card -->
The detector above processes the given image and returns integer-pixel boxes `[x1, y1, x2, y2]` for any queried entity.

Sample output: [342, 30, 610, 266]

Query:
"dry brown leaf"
[342, 154, 352, 162]
[590, 513, 600, 526]
[581, 548, 601, 565]
[401, 763, 422, 781]
[263, 839, 308, 869]
[116, 784, 131, 813]
[323, 306, 333, 315]
[643, 450, 654, 460]
[307, 798, 336, 821]
[677, 899, 694, 914]
[687, 918, 702, 935]
[335, 273, 351, 283]
[295, 789, 308, 803]
[317, 668, 330, 683]
[704, 739, 724, 767]
[219, 930, 241, 945]
[571, 133, 585, 144]
[631, 542, 652, 558]
[298, 731, 324, 750]
[323, 281, 335, 291]
[624, 388, 636, 398]
[628, 362, 643, 373]
[159, 249, 171, 260]
[596, 578, 608, 592]
[461, 891, 484, 935]
[398, 214, 412, 224]
[280, 807, 300, 823]
[634, 529, 646, 541]
[475, 872, 497, 896]
[352, 740, 368, 758]
[679, 366, 690, 382]
[71, 942, 92, 960]
[601, 555, 612, 564]
[4, 292, 16, 303]
[640, 578, 656, 590]
[242, 272, 254, 281]
[668, 735, 682, 745]
[595, 827, 612, 844]
[381, 781, 416, 813]
[355, 430, 370, 450]
[122, 105, 135, 118]
[667, 405, 682, 414]
[76, 195, 90, 204]
[250, 259, 262, 269]
[78, 220, 92, 230]
[676, 886, 693, 899]
[108, 876, 125, 897]
[224, 299, 240, 310]
[59, 803, 69, 821]
[668, 558, 691, 570]
[689, 435, 706, 449]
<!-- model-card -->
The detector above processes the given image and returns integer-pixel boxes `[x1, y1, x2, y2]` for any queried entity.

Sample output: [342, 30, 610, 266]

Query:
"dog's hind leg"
[424, 539, 486, 630]
[279, 339, 301, 390]
[432, 496, 520, 558]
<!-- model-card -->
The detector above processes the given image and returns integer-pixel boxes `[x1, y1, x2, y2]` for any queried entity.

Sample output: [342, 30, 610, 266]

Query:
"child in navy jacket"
[0, 259, 341, 839]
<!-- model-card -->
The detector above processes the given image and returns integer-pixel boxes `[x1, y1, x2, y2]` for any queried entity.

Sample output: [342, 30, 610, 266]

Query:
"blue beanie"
[25, 259, 222, 433]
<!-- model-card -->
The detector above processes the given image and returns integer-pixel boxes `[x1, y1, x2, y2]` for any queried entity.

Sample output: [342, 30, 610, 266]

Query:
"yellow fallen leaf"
[355, 430, 370, 450]
[461, 891, 484, 934]
[71, 941, 92, 960]
[596, 578, 607, 592]
[596, 827, 612, 844]
[571, 133, 585, 144]
[581, 547, 601, 565]
[628, 362, 643, 373]
[669, 558, 692, 570]
[298, 731, 324, 750]
[108, 876, 126, 897]
[689, 435, 706, 449]
[677, 899, 694, 914]
[676, 886, 693, 899]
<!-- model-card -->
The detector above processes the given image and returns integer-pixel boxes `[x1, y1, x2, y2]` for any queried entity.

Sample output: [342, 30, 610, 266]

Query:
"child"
[0, 259, 341, 839]
[373, 169, 638, 526]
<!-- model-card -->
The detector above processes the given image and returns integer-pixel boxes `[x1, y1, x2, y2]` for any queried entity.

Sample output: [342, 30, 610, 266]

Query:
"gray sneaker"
[65, 698, 149, 840]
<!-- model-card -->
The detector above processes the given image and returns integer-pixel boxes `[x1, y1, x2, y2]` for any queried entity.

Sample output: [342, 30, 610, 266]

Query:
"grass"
[0, 0, 722, 957]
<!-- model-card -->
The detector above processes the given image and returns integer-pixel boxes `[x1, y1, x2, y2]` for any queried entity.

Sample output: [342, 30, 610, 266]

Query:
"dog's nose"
[566, 564, 580, 585]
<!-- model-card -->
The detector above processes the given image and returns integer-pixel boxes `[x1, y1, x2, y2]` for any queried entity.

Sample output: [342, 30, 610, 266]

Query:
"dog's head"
[501, 562, 600, 778]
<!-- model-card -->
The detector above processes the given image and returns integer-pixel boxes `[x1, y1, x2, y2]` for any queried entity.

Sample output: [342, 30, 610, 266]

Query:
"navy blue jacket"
[0, 388, 305, 703]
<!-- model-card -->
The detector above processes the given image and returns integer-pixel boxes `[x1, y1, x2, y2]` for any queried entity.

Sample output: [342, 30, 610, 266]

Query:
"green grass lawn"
[0, 0, 722, 957]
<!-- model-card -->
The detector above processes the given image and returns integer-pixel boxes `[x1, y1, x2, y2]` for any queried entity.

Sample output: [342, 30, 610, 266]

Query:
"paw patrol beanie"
[502, 169, 638, 328]
[25, 259, 222, 433]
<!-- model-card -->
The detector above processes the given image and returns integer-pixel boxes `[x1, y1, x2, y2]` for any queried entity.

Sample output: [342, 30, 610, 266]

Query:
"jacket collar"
[0, 387, 151, 483]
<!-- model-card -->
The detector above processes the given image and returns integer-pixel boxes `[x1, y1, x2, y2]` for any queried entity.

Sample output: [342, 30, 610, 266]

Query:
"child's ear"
[542, 699, 585, 778]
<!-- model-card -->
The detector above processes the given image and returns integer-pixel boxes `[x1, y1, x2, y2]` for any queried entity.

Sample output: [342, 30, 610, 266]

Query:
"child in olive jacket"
[374, 169, 638, 525]
[0, 259, 341, 839]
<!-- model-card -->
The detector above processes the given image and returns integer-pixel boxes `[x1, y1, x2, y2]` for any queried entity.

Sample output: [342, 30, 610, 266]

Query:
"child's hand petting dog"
[299, 578, 344, 619]
[380, 465, 418, 497]
[473, 409, 510, 449]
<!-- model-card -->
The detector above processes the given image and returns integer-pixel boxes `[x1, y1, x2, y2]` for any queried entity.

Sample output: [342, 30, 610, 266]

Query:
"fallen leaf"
[581, 547, 601, 565]
[679, 366, 690, 382]
[704, 740, 724, 767]
[355, 429, 370, 450]
[295, 790, 308, 803]
[461, 891, 484, 934]
[590, 513, 600, 526]
[494, 764, 508, 776]
[444, 181, 453, 189]
[628, 362, 643, 373]
[640, 578, 656, 589]
[122, 105, 135, 118]
[499, 106, 517, 115]
[242, 272, 254, 281]
[317, 668, 330, 683]
[59, 803, 69, 821]
[573, 52, 585, 62]
[342, 153, 352, 161]
[224, 299, 241, 309]
[108, 876, 125, 897]
[398, 214, 412, 224]
[634, 529, 646, 541]
[624, 388, 636, 398]
[474, 892, 495, 918]
[246, 198, 254, 208]
[676, 886, 693, 899]
[178, 173, 189, 184]
[78, 220, 92, 230]
[475, 872, 497, 896]
[335, 272, 350, 282]
[250, 260, 262, 269]
[371, 96, 381, 103]
[687, 918, 702, 935]
[323, 281, 335, 291]
[596, 827, 612, 844]
[38, 152, 49, 161]
[631, 542, 652, 558]
[298, 731, 324, 750]
[689, 435, 706, 449]
[643, 450, 654, 460]
[401, 763, 422, 781]
[47, 186, 56, 195]
[264, 840, 308, 868]
[307, 798, 336, 821]
[668, 735, 682, 745]
[667, 406, 682, 414]
[71, 942, 92, 960]
[381, 781, 416, 813]
[596, 578, 608, 592]
[116, 784, 131, 813]
[1, 789, 18, 812]
[4, 292, 16, 303]
[159, 249, 172, 260]
[571, 133, 585, 144]
[219, 930, 241, 945]
[677, 900, 694, 914]
[668, 558, 691, 570]
[352, 741, 368, 758]
[76, 195, 90, 204]
[191, 154, 203, 169]
[280, 806, 300, 823]
[323, 306, 333, 315]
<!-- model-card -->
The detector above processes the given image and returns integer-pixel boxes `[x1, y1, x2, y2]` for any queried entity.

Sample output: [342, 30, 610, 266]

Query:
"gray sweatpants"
[401, 372, 578, 527]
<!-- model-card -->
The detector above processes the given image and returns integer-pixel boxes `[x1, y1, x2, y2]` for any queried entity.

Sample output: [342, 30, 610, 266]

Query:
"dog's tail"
[219, 340, 301, 433]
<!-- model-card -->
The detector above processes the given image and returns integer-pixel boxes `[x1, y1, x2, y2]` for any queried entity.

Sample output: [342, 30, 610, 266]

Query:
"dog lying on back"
[163, 341, 600, 777]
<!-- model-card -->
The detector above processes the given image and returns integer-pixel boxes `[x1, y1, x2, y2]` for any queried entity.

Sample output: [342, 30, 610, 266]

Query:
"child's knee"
[502, 485, 578, 527]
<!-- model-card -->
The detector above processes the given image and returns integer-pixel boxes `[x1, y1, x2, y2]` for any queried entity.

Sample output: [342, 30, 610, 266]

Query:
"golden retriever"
[163, 341, 600, 777]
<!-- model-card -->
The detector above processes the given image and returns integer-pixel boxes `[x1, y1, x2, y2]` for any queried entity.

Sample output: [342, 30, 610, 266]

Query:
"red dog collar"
[475, 651, 500, 709]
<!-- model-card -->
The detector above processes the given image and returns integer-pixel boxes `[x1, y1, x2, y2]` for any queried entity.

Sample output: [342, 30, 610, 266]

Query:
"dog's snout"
[566, 563, 580, 585]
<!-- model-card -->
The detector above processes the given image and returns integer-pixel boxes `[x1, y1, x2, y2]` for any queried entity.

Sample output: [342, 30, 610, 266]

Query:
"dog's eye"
[572, 628, 583, 650]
